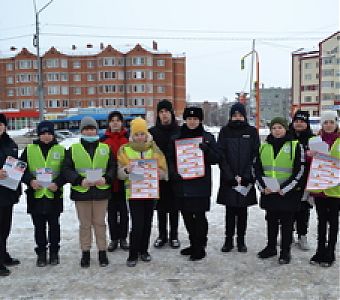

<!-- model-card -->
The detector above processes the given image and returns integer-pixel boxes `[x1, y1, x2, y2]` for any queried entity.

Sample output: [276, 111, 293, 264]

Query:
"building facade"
[291, 31, 340, 116]
[0, 42, 186, 128]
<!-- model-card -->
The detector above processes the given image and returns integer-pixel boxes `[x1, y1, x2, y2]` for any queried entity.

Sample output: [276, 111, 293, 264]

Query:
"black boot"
[36, 252, 47, 267]
[49, 252, 60, 265]
[190, 246, 206, 261]
[126, 252, 138, 267]
[98, 251, 109, 267]
[180, 246, 193, 256]
[0, 265, 10, 276]
[320, 246, 335, 267]
[237, 236, 248, 253]
[153, 236, 167, 248]
[108, 240, 119, 252]
[221, 237, 234, 253]
[278, 250, 291, 264]
[4, 253, 20, 266]
[257, 246, 277, 259]
[310, 250, 325, 265]
[80, 251, 90, 268]
[119, 239, 129, 251]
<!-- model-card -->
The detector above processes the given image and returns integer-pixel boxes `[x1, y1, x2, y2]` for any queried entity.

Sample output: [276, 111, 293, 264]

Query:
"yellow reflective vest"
[324, 138, 340, 198]
[27, 144, 65, 199]
[71, 143, 110, 193]
[122, 145, 153, 200]
[260, 141, 298, 184]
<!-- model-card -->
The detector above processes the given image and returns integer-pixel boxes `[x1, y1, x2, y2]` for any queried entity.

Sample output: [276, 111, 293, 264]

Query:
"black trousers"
[225, 207, 248, 238]
[156, 210, 179, 240]
[0, 205, 13, 265]
[314, 197, 339, 251]
[293, 202, 311, 236]
[181, 211, 208, 249]
[266, 210, 294, 252]
[128, 200, 154, 258]
[31, 213, 61, 254]
[107, 192, 129, 241]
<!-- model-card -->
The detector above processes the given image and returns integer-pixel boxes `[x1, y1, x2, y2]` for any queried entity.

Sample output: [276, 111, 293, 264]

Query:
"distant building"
[0, 42, 186, 129]
[292, 31, 340, 116]
[260, 87, 291, 125]
[187, 101, 220, 125]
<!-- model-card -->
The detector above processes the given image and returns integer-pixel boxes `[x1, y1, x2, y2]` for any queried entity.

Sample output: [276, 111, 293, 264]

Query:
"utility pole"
[249, 39, 255, 118]
[33, 0, 54, 121]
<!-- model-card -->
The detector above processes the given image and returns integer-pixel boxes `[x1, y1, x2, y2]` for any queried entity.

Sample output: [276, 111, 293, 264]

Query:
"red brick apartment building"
[0, 42, 186, 129]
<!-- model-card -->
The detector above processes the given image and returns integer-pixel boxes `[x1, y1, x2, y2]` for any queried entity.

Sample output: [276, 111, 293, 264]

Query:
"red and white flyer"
[175, 137, 205, 180]
[306, 153, 340, 191]
[129, 159, 159, 199]
[0, 156, 27, 190]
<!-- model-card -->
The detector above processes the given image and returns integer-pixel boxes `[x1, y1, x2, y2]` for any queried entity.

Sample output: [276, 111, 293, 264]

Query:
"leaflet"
[86, 169, 102, 182]
[233, 184, 252, 196]
[262, 177, 280, 192]
[175, 137, 205, 179]
[36, 167, 53, 187]
[0, 156, 26, 190]
[130, 159, 159, 199]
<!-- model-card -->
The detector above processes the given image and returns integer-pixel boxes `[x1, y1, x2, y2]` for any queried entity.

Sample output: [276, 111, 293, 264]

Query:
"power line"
[0, 34, 33, 42]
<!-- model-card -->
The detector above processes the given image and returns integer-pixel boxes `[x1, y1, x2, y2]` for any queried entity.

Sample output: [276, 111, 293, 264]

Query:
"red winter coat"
[101, 128, 128, 192]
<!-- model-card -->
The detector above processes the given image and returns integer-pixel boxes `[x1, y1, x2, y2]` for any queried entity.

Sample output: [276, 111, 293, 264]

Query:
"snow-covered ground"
[1, 138, 339, 299]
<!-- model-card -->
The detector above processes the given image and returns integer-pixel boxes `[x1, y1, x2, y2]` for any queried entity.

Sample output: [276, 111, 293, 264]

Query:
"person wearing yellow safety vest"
[308, 110, 340, 267]
[62, 116, 116, 268]
[254, 117, 305, 265]
[20, 121, 65, 267]
[117, 117, 168, 267]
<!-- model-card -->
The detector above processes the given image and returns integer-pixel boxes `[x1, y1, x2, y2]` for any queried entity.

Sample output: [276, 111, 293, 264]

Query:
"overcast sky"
[1, 0, 339, 102]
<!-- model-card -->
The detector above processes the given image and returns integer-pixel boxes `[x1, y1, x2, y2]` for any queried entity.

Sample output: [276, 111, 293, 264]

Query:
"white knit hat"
[320, 110, 338, 124]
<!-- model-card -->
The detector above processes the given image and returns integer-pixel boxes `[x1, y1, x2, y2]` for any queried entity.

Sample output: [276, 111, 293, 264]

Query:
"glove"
[199, 142, 210, 153]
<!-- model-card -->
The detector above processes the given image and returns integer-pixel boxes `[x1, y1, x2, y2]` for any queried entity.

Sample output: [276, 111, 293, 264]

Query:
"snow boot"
[257, 246, 277, 259]
[140, 252, 152, 262]
[237, 236, 248, 253]
[36, 252, 47, 267]
[190, 246, 206, 261]
[278, 250, 291, 264]
[180, 246, 193, 256]
[49, 252, 60, 266]
[153, 236, 167, 248]
[80, 251, 90, 268]
[120, 239, 129, 251]
[0, 265, 10, 276]
[108, 240, 119, 252]
[221, 237, 233, 253]
[320, 246, 335, 267]
[4, 253, 20, 266]
[98, 251, 109, 267]
[126, 254, 138, 267]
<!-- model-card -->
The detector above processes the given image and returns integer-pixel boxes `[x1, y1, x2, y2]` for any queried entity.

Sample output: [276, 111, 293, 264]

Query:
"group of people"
[0, 100, 338, 276]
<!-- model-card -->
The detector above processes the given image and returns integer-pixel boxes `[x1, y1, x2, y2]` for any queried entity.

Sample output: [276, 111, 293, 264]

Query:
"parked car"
[55, 129, 76, 141]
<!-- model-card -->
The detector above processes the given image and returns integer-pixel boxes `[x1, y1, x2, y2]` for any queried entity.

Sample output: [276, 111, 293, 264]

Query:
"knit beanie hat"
[108, 110, 123, 122]
[130, 117, 148, 136]
[320, 110, 338, 124]
[0, 114, 8, 126]
[270, 117, 288, 130]
[183, 107, 204, 121]
[37, 120, 55, 135]
[157, 99, 173, 113]
[230, 102, 247, 120]
[293, 110, 310, 124]
[80, 116, 98, 132]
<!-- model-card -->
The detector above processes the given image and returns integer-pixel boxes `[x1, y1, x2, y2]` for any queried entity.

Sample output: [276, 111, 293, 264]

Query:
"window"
[88, 87, 96, 95]
[133, 71, 145, 79]
[101, 71, 116, 80]
[304, 74, 312, 80]
[21, 100, 32, 108]
[132, 57, 145, 66]
[87, 60, 96, 68]
[102, 98, 116, 106]
[6, 63, 13, 71]
[87, 74, 95, 81]
[7, 89, 14, 97]
[118, 85, 124, 93]
[157, 86, 165, 93]
[322, 69, 334, 76]
[47, 73, 59, 81]
[102, 85, 116, 93]
[18, 86, 32, 96]
[73, 61, 81, 69]
[321, 93, 334, 100]
[73, 87, 81, 95]
[103, 57, 115, 66]
[157, 59, 165, 67]
[47, 86, 60, 95]
[157, 72, 165, 80]
[61, 59, 68, 68]
[62, 100, 69, 107]
[133, 84, 145, 93]
[117, 58, 125, 66]
[61, 86, 69, 95]
[118, 71, 124, 80]
[304, 96, 312, 103]
[17, 74, 32, 83]
[60, 73, 68, 81]
[146, 98, 153, 107]
[49, 100, 60, 108]
[6, 76, 14, 84]
[321, 81, 334, 88]
[304, 62, 312, 69]
[18, 60, 32, 69]
[88, 100, 96, 107]
[46, 59, 59, 68]
[323, 57, 333, 64]
[73, 74, 81, 81]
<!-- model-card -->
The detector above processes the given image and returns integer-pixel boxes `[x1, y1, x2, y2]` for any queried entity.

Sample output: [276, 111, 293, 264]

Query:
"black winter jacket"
[20, 139, 66, 214]
[168, 124, 220, 212]
[254, 133, 305, 212]
[0, 133, 21, 207]
[62, 139, 117, 201]
[217, 121, 259, 207]
[149, 116, 180, 212]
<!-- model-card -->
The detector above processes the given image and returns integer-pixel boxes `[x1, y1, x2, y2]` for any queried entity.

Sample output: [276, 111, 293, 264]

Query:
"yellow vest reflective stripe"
[71, 143, 110, 193]
[260, 141, 298, 184]
[324, 138, 340, 198]
[123, 145, 153, 200]
[27, 144, 65, 199]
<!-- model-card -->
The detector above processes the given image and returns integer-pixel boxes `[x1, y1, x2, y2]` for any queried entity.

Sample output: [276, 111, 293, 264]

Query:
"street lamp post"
[33, 0, 54, 121]
[241, 45, 260, 130]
